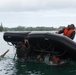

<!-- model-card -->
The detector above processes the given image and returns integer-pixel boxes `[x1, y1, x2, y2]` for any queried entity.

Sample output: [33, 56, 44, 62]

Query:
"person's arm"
[57, 28, 65, 34]
[69, 31, 75, 40]
[0, 50, 9, 58]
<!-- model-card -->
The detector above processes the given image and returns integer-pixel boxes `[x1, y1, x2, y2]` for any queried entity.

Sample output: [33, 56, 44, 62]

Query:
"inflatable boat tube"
[3, 31, 30, 44]
[27, 32, 76, 60]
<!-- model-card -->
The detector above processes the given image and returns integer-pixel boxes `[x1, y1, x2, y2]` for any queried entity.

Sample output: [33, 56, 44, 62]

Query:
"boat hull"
[3, 31, 76, 60]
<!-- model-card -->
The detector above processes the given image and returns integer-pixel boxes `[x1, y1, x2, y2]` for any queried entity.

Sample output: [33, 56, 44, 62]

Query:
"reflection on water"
[0, 32, 76, 75]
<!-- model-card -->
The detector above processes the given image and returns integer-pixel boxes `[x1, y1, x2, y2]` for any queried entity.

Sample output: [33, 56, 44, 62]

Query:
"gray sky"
[0, 0, 76, 28]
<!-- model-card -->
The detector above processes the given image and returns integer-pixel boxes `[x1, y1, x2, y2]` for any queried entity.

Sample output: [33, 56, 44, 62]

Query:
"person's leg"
[59, 61, 65, 65]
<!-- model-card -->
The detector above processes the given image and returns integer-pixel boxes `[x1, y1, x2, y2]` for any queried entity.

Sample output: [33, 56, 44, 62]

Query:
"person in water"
[56, 24, 75, 40]
[36, 54, 44, 62]
[0, 49, 9, 58]
[49, 55, 65, 65]
[15, 39, 30, 60]
[24, 39, 30, 48]
[16, 42, 27, 59]
[23, 39, 30, 58]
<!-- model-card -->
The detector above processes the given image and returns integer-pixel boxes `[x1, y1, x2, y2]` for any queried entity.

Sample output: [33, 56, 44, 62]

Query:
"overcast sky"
[0, 0, 76, 28]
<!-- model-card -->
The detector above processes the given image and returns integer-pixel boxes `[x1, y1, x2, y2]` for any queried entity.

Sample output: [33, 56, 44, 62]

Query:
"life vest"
[55, 57, 60, 62]
[24, 46, 27, 49]
[63, 28, 74, 37]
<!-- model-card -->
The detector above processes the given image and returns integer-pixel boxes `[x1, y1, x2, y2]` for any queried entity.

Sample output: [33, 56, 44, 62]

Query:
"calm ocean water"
[0, 32, 76, 75]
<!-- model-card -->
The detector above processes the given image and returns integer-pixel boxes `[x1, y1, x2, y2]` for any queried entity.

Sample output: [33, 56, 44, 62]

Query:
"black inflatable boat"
[3, 31, 76, 60]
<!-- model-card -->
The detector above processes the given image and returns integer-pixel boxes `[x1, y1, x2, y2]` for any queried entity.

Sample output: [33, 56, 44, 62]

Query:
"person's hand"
[24, 40, 28, 43]
[55, 32, 58, 34]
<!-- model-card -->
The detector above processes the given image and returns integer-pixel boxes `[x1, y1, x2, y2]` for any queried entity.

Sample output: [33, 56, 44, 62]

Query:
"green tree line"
[4, 26, 59, 31]
[0, 25, 66, 31]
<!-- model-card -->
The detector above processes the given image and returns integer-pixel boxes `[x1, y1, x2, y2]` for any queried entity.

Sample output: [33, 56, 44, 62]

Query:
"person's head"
[70, 24, 75, 29]
[67, 24, 75, 30]
[16, 42, 23, 48]
[24, 39, 28, 43]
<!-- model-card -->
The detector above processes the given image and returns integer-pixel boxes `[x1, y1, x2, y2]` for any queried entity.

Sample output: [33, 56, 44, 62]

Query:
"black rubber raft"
[3, 31, 76, 60]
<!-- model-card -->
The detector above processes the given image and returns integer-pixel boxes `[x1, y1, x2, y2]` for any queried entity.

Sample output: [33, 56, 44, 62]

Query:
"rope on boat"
[55, 49, 67, 56]
[33, 41, 67, 57]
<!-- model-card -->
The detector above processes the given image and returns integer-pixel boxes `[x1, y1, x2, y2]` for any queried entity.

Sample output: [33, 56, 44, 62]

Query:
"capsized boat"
[3, 31, 76, 60]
